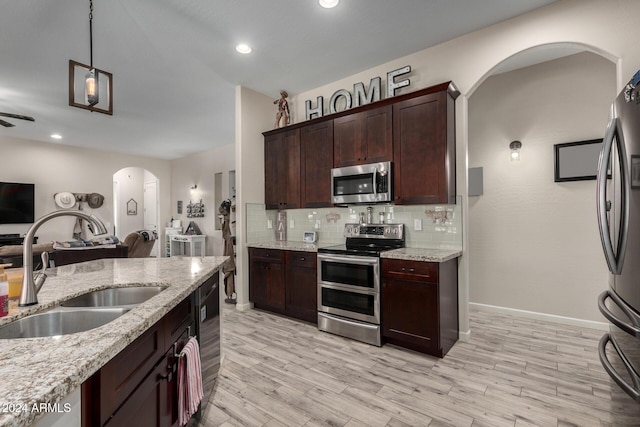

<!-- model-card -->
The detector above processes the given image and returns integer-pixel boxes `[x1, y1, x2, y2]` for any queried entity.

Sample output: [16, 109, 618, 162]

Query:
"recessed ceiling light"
[235, 44, 252, 54]
[319, 0, 339, 8]
[50, 134, 62, 140]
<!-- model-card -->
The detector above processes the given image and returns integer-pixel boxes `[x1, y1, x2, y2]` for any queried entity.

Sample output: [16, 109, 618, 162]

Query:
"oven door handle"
[318, 253, 379, 266]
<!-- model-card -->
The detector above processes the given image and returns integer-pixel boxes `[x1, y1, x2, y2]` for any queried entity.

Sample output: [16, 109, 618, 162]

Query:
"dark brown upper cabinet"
[262, 81, 458, 209]
[300, 120, 334, 208]
[393, 84, 457, 205]
[333, 105, 392, 167]
[264, 128, 301, 210]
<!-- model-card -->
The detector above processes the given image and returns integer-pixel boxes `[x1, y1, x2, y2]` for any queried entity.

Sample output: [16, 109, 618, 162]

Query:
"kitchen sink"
[60, 286, 166, 308]
[0, 308, 130, 339]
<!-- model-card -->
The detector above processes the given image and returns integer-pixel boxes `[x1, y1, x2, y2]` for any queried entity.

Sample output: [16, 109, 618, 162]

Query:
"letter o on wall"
[329, 89, 352, 114]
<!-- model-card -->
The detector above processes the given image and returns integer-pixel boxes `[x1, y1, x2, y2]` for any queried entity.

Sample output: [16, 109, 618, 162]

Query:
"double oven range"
[317, 223, 404, 346]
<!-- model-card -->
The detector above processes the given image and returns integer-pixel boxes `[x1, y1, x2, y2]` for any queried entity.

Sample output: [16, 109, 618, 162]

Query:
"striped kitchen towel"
[177, 336, 204, 425]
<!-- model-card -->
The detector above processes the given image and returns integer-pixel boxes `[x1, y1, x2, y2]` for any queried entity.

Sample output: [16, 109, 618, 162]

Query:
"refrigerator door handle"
[597, 117, 630, 274]
[598, 290, 640, 337]
[615, 117, 631, 274]
[597, 117, 617, 273]
[599, 333, 640, 402]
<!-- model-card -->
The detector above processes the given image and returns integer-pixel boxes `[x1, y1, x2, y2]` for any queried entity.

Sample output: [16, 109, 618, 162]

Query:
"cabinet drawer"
[287, 251, 316, 269]
[250, 248, 285, 262]
[382, 258, 438, 282]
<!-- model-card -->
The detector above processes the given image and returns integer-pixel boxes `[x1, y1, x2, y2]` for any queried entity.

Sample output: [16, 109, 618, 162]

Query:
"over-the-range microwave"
[331, 161, 392, 205]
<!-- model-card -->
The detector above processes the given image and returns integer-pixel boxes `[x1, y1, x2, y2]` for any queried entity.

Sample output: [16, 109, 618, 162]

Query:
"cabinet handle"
[158, 371, 173, 382]
[300, 257, 305, 261]
[400, 267, 415, 272]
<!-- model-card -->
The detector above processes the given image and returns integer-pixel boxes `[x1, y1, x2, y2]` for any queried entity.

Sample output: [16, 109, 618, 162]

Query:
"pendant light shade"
[69, 0, 113, 115]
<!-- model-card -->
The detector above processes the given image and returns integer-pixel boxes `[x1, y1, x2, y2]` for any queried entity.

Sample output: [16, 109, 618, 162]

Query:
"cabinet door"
[361, 105, 392, 164]
[382, 277, 439, 355]
[264, 133, 284, 210]
[333, 106, 392, 168]
[264, 129, 301, 210]
[393, 90, 455, 204]
[301, 120, 333, 208]
[285, 251, 317, 323]
[104, 354, 171, 427]
[249, 249, 285, 311]
[333, 114, 362, 167]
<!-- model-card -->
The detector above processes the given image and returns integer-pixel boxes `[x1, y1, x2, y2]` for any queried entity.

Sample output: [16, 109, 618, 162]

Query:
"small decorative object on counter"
[0, 264, 10, 317]
[274, 90, 290, 128]
[276, 211, 287, 241]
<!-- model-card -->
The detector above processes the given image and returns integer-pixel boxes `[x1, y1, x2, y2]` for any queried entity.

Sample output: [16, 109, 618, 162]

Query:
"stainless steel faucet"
[19, 210, 108, 307]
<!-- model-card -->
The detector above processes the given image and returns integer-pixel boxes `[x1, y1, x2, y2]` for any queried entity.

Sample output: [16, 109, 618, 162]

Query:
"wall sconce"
[510, 140, 522, 161]
[69, 0, 113, 115]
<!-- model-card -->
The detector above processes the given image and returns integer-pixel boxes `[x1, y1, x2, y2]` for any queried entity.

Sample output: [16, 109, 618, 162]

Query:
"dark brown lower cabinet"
[249, 248, 317, 324]
[381, 257, 458, 357]
[82, 284, 199, 427]
[285, 251, 317, 323]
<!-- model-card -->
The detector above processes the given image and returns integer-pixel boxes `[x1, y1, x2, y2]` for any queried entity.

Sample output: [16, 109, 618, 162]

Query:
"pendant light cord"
[89, 0, 94, 68]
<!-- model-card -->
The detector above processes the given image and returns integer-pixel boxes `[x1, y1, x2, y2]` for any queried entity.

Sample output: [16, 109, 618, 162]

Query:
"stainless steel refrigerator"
[598, 69, 640, 402]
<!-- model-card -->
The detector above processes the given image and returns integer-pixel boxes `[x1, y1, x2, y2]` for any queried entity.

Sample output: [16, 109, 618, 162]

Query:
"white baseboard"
[470, 302, 609, 331]
[235, 302, 253, 312]
[458, 328, 471, 342]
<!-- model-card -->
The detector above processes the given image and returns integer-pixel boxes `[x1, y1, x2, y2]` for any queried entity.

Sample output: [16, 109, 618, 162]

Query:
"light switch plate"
[414, 219, 422, 231]
[267, 219, 273, 229]
[289, 219, 295, 228]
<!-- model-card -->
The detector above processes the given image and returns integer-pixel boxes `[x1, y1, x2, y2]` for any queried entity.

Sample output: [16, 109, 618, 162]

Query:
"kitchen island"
[0, 256, 228, 427]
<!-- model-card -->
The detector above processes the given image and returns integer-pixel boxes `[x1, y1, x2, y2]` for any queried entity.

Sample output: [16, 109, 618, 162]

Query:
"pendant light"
[69, 0, 113, 115]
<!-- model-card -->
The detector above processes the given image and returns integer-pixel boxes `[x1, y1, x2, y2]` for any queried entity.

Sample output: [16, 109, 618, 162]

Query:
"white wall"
[0, 136, 171, 244]
[278, 0, 640, 335]
[235, 86, 274, 310]
[469, 52, 615, 322]
[113, 167, 145, 239]
[170, 143, 235, 256]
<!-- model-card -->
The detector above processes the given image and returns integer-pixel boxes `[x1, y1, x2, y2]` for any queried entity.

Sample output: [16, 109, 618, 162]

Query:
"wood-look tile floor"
[198, 306, 640, 427]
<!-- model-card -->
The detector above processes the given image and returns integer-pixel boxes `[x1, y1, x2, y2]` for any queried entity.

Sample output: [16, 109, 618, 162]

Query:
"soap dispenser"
[0, 264, 9, 317]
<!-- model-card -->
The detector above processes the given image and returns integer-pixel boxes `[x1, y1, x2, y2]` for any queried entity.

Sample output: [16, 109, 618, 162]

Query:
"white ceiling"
[0, 0, 559, 160]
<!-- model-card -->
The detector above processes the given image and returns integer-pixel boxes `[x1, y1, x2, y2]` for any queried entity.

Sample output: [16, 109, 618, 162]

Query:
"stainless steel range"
[317, 223, 404, 346]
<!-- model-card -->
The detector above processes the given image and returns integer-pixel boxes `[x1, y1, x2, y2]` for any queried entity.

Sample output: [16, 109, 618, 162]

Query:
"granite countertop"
[247, 241, 319, 252]
[381, 247, 462, 262]
[248, 241, 461, 263]
[0, 256, 228, 427]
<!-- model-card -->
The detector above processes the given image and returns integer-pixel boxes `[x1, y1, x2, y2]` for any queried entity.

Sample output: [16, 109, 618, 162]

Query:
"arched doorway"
[113, 167, 160, 257]
[466, 43, 617, 324]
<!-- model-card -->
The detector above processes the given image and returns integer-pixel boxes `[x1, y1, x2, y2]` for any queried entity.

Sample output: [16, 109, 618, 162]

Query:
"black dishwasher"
[193, 274, 221, 421]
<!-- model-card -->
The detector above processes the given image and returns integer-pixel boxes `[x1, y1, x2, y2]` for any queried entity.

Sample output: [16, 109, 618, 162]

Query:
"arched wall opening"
[465, 43, 617, 327]
[113, 167, 160, 257]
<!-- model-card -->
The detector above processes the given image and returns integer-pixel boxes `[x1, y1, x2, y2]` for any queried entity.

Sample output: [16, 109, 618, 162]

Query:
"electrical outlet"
[414, 218, 422, 231]
[267, 219, 273, 229]
[289, 219, 295, 228]
[315, 220, 321, 229]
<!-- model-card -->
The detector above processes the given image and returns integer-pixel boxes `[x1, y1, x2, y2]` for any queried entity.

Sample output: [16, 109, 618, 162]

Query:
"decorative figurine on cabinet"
[274, 90, 290, 128]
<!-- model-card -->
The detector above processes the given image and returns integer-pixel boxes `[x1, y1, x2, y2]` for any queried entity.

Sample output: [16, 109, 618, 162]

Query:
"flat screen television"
[0, 182, 35, 224]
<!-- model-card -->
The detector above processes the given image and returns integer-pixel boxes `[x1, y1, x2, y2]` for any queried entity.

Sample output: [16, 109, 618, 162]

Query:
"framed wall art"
[554, 139, 605, 182]
[127, 198, 138, 215]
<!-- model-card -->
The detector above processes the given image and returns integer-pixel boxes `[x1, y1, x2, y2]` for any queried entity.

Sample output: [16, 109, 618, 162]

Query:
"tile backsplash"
[246, 197, 462, 250]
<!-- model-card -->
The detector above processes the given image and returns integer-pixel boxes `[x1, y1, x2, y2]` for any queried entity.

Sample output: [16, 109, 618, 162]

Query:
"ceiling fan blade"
[0, 112, 35, 122]
[0, 119, 15, 127]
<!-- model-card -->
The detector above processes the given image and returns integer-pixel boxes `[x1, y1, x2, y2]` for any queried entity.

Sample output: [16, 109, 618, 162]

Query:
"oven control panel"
[343, 223, 404, 239]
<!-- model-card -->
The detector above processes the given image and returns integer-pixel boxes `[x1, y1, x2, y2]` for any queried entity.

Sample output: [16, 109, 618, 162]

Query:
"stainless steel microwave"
[331, 161, 392, 205]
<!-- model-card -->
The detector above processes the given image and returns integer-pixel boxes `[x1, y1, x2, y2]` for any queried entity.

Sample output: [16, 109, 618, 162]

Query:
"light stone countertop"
[247, 241, 320, 252]
[0, 256, 228, 427]
[248, 241, 461, 263]
[381, 247, 462, 262]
